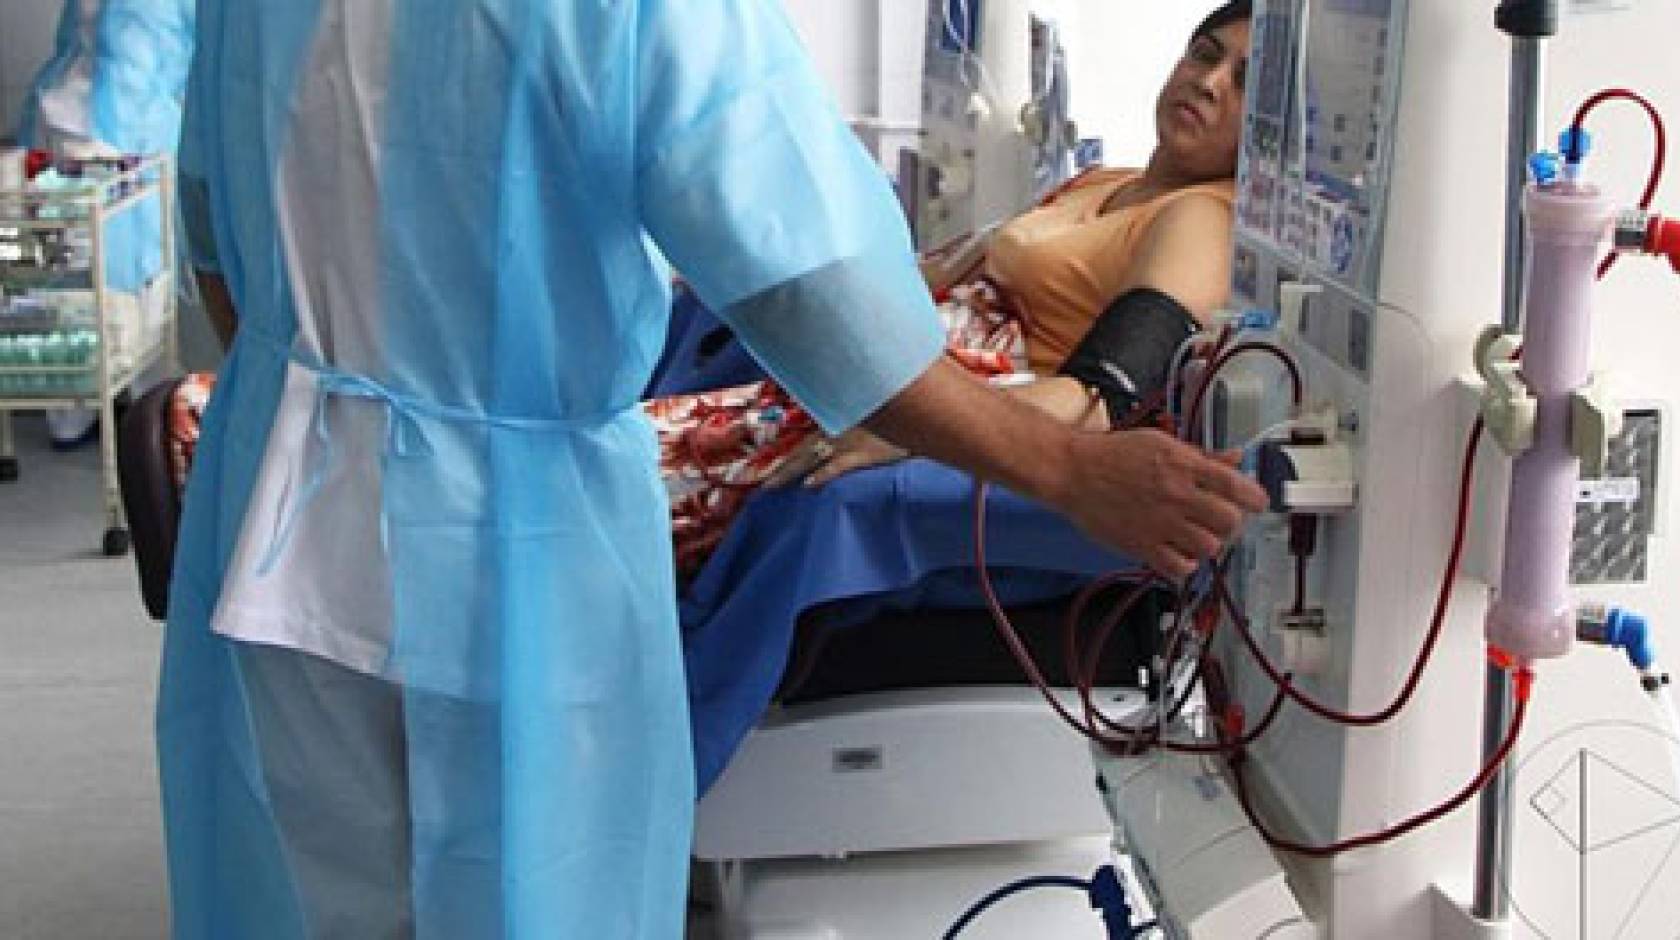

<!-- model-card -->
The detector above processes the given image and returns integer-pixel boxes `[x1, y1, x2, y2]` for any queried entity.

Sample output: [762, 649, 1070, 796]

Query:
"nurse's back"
[189, 1, 668, 418]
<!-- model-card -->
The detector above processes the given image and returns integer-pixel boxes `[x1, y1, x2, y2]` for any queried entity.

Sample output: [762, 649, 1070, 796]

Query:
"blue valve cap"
[1529, 151, 1563, 186]
[1560, 127, 1594, 164]
[1606, 608, 1656, 672]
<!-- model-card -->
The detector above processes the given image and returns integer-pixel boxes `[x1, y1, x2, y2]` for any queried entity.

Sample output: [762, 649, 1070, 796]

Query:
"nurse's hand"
[861, 358, 1266, 583]
[1057, 430, 1267, 582]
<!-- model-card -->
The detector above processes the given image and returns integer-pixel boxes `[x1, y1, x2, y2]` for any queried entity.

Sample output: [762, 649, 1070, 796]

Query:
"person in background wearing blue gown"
[14, 0, 193, 449]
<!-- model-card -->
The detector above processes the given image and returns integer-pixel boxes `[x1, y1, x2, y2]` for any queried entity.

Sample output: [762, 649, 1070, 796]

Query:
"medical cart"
[0, 154, 180, 556]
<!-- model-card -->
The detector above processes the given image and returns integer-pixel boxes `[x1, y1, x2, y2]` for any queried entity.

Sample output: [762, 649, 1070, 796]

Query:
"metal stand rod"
[1472, 33, 1548, 923]
[1501, 38, 1547, 335]
[1473, 666, 1519, 919]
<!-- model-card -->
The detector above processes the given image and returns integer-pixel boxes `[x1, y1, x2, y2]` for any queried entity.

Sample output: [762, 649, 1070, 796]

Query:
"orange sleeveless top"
[985, 169, 1235, 373]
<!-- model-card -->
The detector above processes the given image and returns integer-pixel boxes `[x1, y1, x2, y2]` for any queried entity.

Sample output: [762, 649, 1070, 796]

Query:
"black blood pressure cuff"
[1059, 288, 1200, 427]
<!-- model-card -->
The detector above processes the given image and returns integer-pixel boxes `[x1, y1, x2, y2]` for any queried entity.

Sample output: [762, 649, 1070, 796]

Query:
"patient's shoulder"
[1151, 187, 1234, 230]
[1126, 191, 1236, 321]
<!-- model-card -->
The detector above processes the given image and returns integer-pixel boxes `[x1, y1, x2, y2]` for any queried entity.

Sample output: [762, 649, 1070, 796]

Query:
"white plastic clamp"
[1475, 326, 1536, 457]
[1570, 372, 1623, 479]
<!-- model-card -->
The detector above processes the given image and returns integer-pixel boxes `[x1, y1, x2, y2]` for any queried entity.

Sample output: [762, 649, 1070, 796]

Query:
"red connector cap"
[1488, 645, 1539, 703]
[24, 150, 53, 180]
[1647, 215, 1680, 273]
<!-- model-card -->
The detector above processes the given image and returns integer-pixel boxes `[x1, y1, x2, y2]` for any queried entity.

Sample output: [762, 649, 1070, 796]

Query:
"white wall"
[0, 0, 62, 140]
[1062, 4, 1205, 167]
[780, 0, 881, 120]
[780, 0, 1205, 170]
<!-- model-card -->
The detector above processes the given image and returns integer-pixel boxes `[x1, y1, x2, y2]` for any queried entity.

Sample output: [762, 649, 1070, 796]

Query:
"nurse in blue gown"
[160, 1, 1267, 935]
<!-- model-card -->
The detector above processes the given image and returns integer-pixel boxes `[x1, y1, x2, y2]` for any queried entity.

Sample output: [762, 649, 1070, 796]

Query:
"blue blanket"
[680, 458, 1131, 792]
[650, 290, 1136, 791]
[645, 287, 768, 398]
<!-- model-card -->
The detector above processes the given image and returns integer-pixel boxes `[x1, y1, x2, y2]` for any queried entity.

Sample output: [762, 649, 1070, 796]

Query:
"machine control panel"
[1238, 0, 1408, 294]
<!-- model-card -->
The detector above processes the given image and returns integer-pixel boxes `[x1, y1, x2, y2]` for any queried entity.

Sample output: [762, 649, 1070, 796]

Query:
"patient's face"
[1154, 19, 1251, 183]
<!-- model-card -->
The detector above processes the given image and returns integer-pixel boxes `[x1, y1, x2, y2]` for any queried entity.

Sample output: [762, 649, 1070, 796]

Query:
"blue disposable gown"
[159, 1, 945, 937]
[18, 0, 192, 292]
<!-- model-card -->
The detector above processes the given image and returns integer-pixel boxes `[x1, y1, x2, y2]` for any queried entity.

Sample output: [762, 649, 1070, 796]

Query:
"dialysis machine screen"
[1236, 0, 1408, 297]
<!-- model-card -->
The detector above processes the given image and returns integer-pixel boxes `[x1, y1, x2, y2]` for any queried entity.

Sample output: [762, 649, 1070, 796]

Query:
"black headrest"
[117, 379, 185, 621]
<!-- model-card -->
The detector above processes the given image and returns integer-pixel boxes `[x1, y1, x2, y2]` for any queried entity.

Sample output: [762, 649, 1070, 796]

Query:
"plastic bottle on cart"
[0, 335, 13, 396]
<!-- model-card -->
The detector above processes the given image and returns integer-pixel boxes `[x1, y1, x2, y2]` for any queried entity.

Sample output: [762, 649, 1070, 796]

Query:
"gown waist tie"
[241, 331, 637, 576]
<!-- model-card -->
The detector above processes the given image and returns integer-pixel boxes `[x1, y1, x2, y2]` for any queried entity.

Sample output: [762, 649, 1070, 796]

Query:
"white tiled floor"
[0, 415, 170, 939]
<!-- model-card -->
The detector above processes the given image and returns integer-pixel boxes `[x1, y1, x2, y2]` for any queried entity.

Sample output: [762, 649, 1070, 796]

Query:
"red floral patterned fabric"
[652, 289, 1029, 576]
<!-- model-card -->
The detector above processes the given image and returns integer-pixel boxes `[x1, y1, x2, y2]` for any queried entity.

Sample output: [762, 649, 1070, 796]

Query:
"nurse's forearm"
[862, 358, 1077, 509]
[862, 357, 1269, 581]
[1005, 377, 1110, 431]
[196, 270, 239, 350]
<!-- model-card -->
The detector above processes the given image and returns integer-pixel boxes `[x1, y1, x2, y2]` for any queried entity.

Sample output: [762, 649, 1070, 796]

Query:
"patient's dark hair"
[1194, 0, 1253, 40]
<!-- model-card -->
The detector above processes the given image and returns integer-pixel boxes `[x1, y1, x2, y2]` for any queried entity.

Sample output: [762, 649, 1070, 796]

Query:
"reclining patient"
[655, 1, 1252, 575]
[161, 4, 1253, 579]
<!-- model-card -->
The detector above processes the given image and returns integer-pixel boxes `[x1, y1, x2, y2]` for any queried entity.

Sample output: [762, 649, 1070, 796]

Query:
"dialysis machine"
[904, 0, 1080, 252]
[1096, 1, 1679, 937]
[697, 1, 1679, 936]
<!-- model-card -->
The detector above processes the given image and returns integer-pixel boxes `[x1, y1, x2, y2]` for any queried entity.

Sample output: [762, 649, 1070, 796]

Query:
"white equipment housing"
[1093, 740, 1313, 939]
[1185, 1, 1524, 935]
[695, 688, 1118, 939]
[696, 688, 1109, 860]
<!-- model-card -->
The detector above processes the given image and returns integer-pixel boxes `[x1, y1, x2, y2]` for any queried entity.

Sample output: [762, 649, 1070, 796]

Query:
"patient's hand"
[805, 428, 909, 486]
[765, 428, 909, 489]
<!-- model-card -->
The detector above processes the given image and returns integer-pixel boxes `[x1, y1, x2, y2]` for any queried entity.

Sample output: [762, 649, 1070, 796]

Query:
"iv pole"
[1473, 0, 1560, 922]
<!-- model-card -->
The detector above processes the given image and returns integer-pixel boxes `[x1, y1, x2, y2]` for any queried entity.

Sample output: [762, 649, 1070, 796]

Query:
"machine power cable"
[941, 874, 1092, 939]
[942, 865, 1160, 940]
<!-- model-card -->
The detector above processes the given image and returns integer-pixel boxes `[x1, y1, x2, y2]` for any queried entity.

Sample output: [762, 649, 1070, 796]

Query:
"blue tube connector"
[1578, 605, 1656, 671]
[1236, 307, 1281, 332]
[1088, 865, 1135, 939]
[1529, 151, 1564, 187]
[1559, 126, 1594, 166]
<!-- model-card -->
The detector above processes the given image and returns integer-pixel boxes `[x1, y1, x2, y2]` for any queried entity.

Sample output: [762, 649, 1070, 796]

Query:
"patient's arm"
[917, 226, 995, 295]
[802, 192, 1234, 487]
[1120, 192, 1234, 324]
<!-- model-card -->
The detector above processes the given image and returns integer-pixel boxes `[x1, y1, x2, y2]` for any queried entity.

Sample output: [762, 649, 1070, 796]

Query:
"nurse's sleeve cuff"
[719, 248, 945, 435]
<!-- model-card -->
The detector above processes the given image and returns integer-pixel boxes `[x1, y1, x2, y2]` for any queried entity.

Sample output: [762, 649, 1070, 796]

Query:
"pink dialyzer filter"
[1485, 181, 1614, 662]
